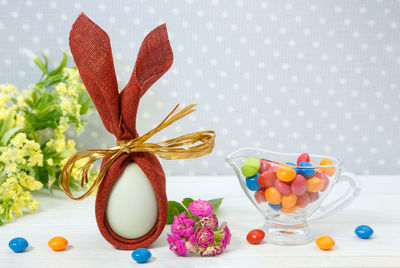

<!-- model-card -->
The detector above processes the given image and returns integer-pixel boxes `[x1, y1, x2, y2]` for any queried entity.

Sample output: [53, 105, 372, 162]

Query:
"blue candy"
[246, 173, 261, 191]
[268, 202, 282, 211]
[355, 225, 373, 239]
[286, 162, 299, 173]
[9, 237, 29, 253]
[132, 248, 152, 263]
[298, 161, 315, 178]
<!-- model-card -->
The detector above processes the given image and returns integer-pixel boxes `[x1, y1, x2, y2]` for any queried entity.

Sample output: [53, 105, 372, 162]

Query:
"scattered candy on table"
[315, 236, 335, 250]
[355, 225, 374, 239]
[48, 236, 68, 251]
[246, 229, 265, 244]
[9, 237, 29, 253]
[131, 248, 152, 263]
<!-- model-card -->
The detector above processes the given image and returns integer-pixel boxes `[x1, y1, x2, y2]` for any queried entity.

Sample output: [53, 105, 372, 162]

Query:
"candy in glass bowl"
[226, 148, 361, 245]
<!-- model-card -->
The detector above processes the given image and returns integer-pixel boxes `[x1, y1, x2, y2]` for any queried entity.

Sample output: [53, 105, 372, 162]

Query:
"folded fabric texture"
[69, 13, 173, 250]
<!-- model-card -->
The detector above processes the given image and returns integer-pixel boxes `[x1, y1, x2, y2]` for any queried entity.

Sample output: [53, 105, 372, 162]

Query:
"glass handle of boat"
[309, 171, 361, 222]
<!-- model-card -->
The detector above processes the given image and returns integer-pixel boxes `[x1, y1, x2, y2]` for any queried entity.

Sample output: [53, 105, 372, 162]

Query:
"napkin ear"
[69, 13, 120, 135]
[119, 24, 173, 138]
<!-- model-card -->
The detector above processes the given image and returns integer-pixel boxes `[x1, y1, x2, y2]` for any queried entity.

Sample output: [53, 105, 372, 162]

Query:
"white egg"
[105, 162, 158, 239]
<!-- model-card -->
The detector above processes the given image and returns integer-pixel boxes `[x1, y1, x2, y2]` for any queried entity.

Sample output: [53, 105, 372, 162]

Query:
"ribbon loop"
[59, 104, 215, 200]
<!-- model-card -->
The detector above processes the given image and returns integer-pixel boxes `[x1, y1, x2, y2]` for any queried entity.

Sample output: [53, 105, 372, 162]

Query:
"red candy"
[254, 189, 267, 203]
[316, 171, 329, 192]
[259, 160, 271, 173]
[258, 171, 277, 188]
[297, 153, 310, 165]
[274, 179, 291, 194]
[246, 229, 265, 244]
[291, 174, 307, 196]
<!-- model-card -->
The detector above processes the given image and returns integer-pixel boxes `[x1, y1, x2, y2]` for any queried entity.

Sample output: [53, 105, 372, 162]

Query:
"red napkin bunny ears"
[69, 13, 173, 250]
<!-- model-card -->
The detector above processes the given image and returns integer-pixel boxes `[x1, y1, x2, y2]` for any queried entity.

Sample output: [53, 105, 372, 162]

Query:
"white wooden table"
[1, 176, 400, 267]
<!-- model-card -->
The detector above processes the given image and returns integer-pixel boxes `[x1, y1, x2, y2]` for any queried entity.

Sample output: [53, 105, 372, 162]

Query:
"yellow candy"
[306, 177, 324, 192]
[315, 236, 335, 250]
[265, 187, 282, 205]
[48, 236, 68, 251]
[276, 167, 297, 182]
[281, 193, 297, 208]
[320, 158, 335, 176]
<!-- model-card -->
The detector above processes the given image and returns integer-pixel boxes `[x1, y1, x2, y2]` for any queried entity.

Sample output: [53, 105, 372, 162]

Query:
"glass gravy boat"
[226, 147, 361, 245]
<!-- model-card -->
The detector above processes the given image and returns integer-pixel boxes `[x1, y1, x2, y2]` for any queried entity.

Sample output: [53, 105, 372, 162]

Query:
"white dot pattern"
[0, 1, 399, 175]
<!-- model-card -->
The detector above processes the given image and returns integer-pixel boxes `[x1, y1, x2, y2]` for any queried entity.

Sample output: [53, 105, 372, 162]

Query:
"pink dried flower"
[186, 241, 198, 253]
[167, 234, 188, 256]
[188, 199, 213, 217]
[219, 222, 231, 250]
[200, 246, 222, 257]
[171, 212, 196, 238]
[200, 214, 218, 229]
[193, 227, 215, 249]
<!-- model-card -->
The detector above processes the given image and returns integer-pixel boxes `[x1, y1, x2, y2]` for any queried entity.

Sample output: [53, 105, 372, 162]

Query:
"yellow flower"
[15, 113, 25, 126]
[27, 200, 39, 210]
[0, 148, 12, 162]
[53, 134, 66, 153]
[67, 139, 76, 151]
[5, 162, 18, 173]
[47, 158, 54, 166]
[0, 107, 10, 120]
[28, 152, 43, 167]
[11, 133, 27, 149]
[56, 82, 67, 95]
[57, 117, 69, 133]
[60, 96, 73, 114]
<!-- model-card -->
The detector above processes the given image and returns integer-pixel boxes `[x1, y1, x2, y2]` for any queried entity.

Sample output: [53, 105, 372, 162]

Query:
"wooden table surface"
[1, 176, 399, 267]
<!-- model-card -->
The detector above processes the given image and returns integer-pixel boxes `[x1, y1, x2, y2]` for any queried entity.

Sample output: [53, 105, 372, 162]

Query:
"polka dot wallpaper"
[0, 0, 399, 175]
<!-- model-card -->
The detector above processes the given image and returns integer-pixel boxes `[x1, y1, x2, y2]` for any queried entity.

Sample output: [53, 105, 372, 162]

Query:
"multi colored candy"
[241, 153, 335, 214]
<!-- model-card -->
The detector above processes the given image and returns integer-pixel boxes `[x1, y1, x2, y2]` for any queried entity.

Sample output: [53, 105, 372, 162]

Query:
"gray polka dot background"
[0, 0, 399, 175]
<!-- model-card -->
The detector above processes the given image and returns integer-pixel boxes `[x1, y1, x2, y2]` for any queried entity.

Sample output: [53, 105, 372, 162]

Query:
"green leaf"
[182, 197, 194, 209]
[49, 51, 68, 76]
[33, 57, 48, 75]
[1, 126, 23, 145]
[167, 201, 187, 225]
[208, 198, 224, 210]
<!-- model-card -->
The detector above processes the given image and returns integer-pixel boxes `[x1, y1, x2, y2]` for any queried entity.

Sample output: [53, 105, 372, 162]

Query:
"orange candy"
[315, 236, 335, 250]
[281, 193, 297, 208]
[280, 205, 298, 214]
[265, 187, 282, 204]
[306, 177, 324, 192]
[48, 236, 68, 251]
[320, 158, 335, 176]
[276, 167, 297, 182]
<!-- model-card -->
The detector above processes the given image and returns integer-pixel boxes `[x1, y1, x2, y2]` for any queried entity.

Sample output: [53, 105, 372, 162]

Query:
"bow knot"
[59, 104, 215, 200]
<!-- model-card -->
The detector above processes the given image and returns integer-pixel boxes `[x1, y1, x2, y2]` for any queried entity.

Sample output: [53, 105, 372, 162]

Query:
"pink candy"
[291, 174, 307, 196]
[259, 160, 271, 173]
[309, 192, 319, 203]
[274, 180, 291, 194]
[316, 171, 329, 192]
[297, 153, 310, 165]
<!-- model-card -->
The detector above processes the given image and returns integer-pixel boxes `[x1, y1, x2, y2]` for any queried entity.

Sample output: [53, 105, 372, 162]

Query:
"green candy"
[241, 158, 261, 177]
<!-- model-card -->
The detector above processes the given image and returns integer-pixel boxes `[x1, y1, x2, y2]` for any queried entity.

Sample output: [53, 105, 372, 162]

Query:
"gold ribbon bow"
[59, 104, 215, 200]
